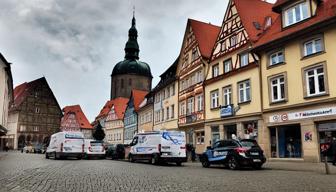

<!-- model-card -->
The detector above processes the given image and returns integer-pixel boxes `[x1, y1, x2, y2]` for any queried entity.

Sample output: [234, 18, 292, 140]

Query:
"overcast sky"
[0, 0, 275, 122]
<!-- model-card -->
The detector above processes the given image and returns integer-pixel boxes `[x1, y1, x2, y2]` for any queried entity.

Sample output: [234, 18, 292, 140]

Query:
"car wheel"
[176, 162, 182, 166]
[151, 154, 159, 165]
[228, 156, 239, 170]
[45, 152, 49, 159]
[201, 159, 210, 168]
[253, 164, 263, 170]
[129, 154, 135, 163]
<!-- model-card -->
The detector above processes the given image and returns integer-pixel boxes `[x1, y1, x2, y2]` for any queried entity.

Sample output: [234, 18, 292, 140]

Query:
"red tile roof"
[233, 0, 278, 42]
[62, 105, 93, 129]
[95, 97, 129, 121]
[131, 89, 148, 112]
[189, 19, 221, 59]
[254, 0, 336, 50]
[12, 77, 61, 111]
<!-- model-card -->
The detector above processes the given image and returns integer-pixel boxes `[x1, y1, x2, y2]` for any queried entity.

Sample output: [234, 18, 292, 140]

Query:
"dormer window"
[284, 1, 309, 27]
[230, 35, 237, 47]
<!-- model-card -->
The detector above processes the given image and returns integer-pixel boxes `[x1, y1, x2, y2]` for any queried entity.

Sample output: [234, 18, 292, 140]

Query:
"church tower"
[110, 15, 152, 99]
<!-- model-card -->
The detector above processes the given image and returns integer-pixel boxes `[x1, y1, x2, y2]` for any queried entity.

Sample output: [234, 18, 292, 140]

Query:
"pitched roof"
[189, 19, 221, 59]
[233, 0, 278, 42]
[11, 77, 61, 111]
[62, 105, 93, 129]
[95, 97, 129, 121]
[254, 0, 336, 50]
[131, 89, 148, 112]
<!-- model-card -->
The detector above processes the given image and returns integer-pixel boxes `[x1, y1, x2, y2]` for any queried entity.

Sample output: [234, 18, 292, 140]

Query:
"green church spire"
[124, 12, 140, 60]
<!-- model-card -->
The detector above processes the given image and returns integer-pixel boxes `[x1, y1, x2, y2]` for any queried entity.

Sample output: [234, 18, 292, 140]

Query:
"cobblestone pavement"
[0, 152, 336, 192]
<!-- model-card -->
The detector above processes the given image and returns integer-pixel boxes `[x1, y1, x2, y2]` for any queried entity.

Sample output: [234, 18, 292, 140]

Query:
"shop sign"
[220, 105, 234, 118]
[270, 107, 336, 123]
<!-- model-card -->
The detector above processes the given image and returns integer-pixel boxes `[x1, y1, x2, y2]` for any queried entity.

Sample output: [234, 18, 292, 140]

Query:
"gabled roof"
[189, 19, 221, 59]
[95, 97, 129, 121]
[130, 89, 148, 112]
[233, 0, 277, 42]
[153, 57, 179, 93]
[62, 105, 93, 129]
[11, 77, 61, 112]
[254, 0, 336, 50]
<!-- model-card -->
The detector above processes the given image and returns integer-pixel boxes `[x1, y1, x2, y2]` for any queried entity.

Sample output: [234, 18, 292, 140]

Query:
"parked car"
[45, 132, 84, 160]
[22, 145, 34, 153]
[83, 139, 105, 159]
[128, 131, 187, 166]
[199, 139, 266, 170]
[33, 143, 43, 154]
[105, 144, 125, 160]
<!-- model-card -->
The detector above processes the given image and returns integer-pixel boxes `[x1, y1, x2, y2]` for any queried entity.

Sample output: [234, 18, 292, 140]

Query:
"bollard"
[324, 155, 330, 175]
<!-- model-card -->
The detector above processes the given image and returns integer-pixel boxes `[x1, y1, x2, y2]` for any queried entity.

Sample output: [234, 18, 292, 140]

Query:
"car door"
[208, 141, 228, 163]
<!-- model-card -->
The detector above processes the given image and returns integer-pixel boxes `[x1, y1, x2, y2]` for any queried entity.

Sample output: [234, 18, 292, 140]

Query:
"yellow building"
[176, 19, 220, 154]
[253, 0, 336, 162]
[138, 94, 154, 133]
[204, 0, 275, 148]
[153, 59, 179, 131]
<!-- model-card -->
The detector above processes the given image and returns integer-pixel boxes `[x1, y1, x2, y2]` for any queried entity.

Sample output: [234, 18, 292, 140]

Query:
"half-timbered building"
[177, 19, 220, 154]
[61, 105, 93, 139]
[96, 98, 128, 144]
[204, 0, 276, 147]
[7, 77, 62, 149]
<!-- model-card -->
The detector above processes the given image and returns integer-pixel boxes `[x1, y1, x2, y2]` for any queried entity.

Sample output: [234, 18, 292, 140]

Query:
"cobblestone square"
[0, 152, 336, 192]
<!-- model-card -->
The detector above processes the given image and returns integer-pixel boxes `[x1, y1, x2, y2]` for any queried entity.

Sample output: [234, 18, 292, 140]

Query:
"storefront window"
[196, 131, 205, 145]
[211, 126, 220, 145]
[317, 122, 336, 162]
[270, 125, 302, 158]
[225, 124, 237, 139]
[243, 121, 258, 140]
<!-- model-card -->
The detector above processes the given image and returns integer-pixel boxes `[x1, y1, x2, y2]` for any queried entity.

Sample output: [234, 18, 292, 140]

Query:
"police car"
[199, 139, 266, 170]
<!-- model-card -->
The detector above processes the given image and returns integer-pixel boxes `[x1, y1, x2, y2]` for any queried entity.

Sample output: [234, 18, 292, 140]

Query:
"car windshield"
[240, 140, 259, 148]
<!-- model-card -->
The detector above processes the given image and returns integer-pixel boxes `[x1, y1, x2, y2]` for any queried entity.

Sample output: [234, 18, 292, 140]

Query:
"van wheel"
[129, 154, 135, 163]
[151, 154, 159, 165]
[45, 152, 49, 159]
[228, 156, 239, 170]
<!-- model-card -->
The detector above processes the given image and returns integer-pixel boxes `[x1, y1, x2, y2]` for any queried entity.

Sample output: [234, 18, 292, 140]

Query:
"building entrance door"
[317, 122, 336, 162]
[224, 124, 237, 139]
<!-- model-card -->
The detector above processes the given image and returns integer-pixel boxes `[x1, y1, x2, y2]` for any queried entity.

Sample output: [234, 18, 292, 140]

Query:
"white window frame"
[196, 131, 205, 145]
[212, 64, 219, 78]
[230, 35, 237, 47]
[197, 94, 203, 111]
[187, 97, 194, 115]
[238, 80, 251, 103]
[240, 52, 249, 67]
[305, 66, 326, 97]
[270, 51, 284, 66]
[223, 86, 232, 106]
[303, 38, 323, 56]
[284, 1, 309, 27]
[224, 59, 232, 73]
[271, 76, 285, 102]
[210, 90, 219, 109]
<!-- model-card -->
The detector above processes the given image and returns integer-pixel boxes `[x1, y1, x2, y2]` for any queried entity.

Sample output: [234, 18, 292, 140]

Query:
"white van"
[46, 132, 84, 160]
[84, 139, 105, 159]
[128, 131, 187, 165]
